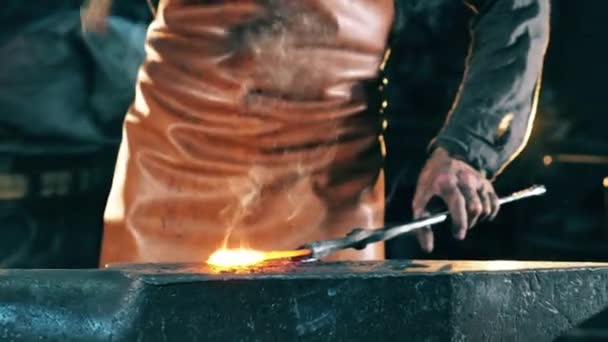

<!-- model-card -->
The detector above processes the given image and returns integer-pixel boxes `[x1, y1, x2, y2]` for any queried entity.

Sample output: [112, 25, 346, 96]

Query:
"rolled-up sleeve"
[431, 0, 551, 179]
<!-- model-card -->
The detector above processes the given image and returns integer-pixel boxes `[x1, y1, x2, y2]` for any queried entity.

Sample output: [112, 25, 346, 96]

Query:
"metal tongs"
[301, 185, 547, 261]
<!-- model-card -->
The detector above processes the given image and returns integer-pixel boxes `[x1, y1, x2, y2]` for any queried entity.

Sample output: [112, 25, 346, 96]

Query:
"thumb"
[412, 189, 434, 253]
[412, 186, 433, 219]
[416, 227, 434, 253]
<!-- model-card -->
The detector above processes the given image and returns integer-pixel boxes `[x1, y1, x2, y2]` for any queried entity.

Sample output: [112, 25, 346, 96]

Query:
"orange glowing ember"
[207, 248, 311, 268]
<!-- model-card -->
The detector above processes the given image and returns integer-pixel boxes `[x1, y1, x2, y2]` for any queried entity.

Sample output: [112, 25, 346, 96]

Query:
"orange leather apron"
[100, 0, 394, 265]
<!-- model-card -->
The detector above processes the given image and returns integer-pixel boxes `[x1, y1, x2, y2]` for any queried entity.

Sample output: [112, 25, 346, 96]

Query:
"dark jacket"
[392, 0, 550, 179]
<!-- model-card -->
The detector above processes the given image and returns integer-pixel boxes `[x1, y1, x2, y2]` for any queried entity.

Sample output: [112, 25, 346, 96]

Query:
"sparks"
[206, 248, 311, 268]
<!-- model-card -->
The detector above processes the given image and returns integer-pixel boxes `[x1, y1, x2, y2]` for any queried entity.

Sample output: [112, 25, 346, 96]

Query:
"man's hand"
[412, 147, 500, 253]
[81, 0, 112, 33]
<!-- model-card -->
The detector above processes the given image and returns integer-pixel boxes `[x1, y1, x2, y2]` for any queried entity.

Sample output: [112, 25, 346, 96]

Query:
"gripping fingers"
[459, 183, 483, 229]
[478, 188, 493, 222]
[489, 189, 501, 220]
[437, 180, 468, 240]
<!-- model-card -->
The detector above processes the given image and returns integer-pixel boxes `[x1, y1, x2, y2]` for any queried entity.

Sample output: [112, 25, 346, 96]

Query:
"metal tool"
[301, 185, 547, 261]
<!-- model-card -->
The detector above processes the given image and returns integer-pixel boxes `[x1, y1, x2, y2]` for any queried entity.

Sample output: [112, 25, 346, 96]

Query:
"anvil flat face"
[1, 260, 608, 342]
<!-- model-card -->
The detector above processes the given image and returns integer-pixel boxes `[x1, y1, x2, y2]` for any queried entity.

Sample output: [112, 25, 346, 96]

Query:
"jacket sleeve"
[430, 0, 550, 179]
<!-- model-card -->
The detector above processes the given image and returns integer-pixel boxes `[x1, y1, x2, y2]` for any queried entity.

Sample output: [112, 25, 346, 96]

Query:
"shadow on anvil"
[557, 307, 608, 341]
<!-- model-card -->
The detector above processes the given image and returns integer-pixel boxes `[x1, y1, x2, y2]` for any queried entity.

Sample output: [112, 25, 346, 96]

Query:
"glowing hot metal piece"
[207, 249, 265, 268]
[207, 248, 311, 268]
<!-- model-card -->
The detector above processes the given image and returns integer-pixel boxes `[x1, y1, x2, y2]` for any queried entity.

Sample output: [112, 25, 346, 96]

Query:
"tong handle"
[305, 185, 547, 260]
[378, 184, 547, 240]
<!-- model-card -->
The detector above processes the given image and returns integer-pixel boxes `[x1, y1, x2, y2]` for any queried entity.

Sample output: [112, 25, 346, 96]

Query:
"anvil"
[1, 260, 608, 341]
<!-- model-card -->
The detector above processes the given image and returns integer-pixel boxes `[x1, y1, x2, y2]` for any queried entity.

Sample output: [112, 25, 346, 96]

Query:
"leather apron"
[100, 0, 394, 264]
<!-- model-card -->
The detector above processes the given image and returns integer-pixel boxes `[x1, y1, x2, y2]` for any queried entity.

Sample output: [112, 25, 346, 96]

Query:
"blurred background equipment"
[506, 0, 608, 261]
[0, 1, 152, 267]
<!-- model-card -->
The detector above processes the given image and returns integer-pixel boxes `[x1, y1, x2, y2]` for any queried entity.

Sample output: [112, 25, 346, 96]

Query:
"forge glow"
[206, 248, 311, 268]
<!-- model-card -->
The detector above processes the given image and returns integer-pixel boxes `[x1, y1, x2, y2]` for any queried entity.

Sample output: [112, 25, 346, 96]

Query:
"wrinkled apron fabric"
[101, 0, 394, 264]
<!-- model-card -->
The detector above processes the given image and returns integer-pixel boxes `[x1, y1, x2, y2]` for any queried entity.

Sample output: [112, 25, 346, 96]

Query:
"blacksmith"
[84, 0, 550, 264]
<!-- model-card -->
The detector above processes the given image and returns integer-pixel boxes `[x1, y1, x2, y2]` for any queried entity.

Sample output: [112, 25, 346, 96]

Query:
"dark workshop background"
[0, 0, 606, 268]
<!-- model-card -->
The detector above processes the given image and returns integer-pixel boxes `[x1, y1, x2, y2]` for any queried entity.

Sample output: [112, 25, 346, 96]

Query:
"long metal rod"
[379, 184, 547, 241]
[304, 185, 547, 260]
